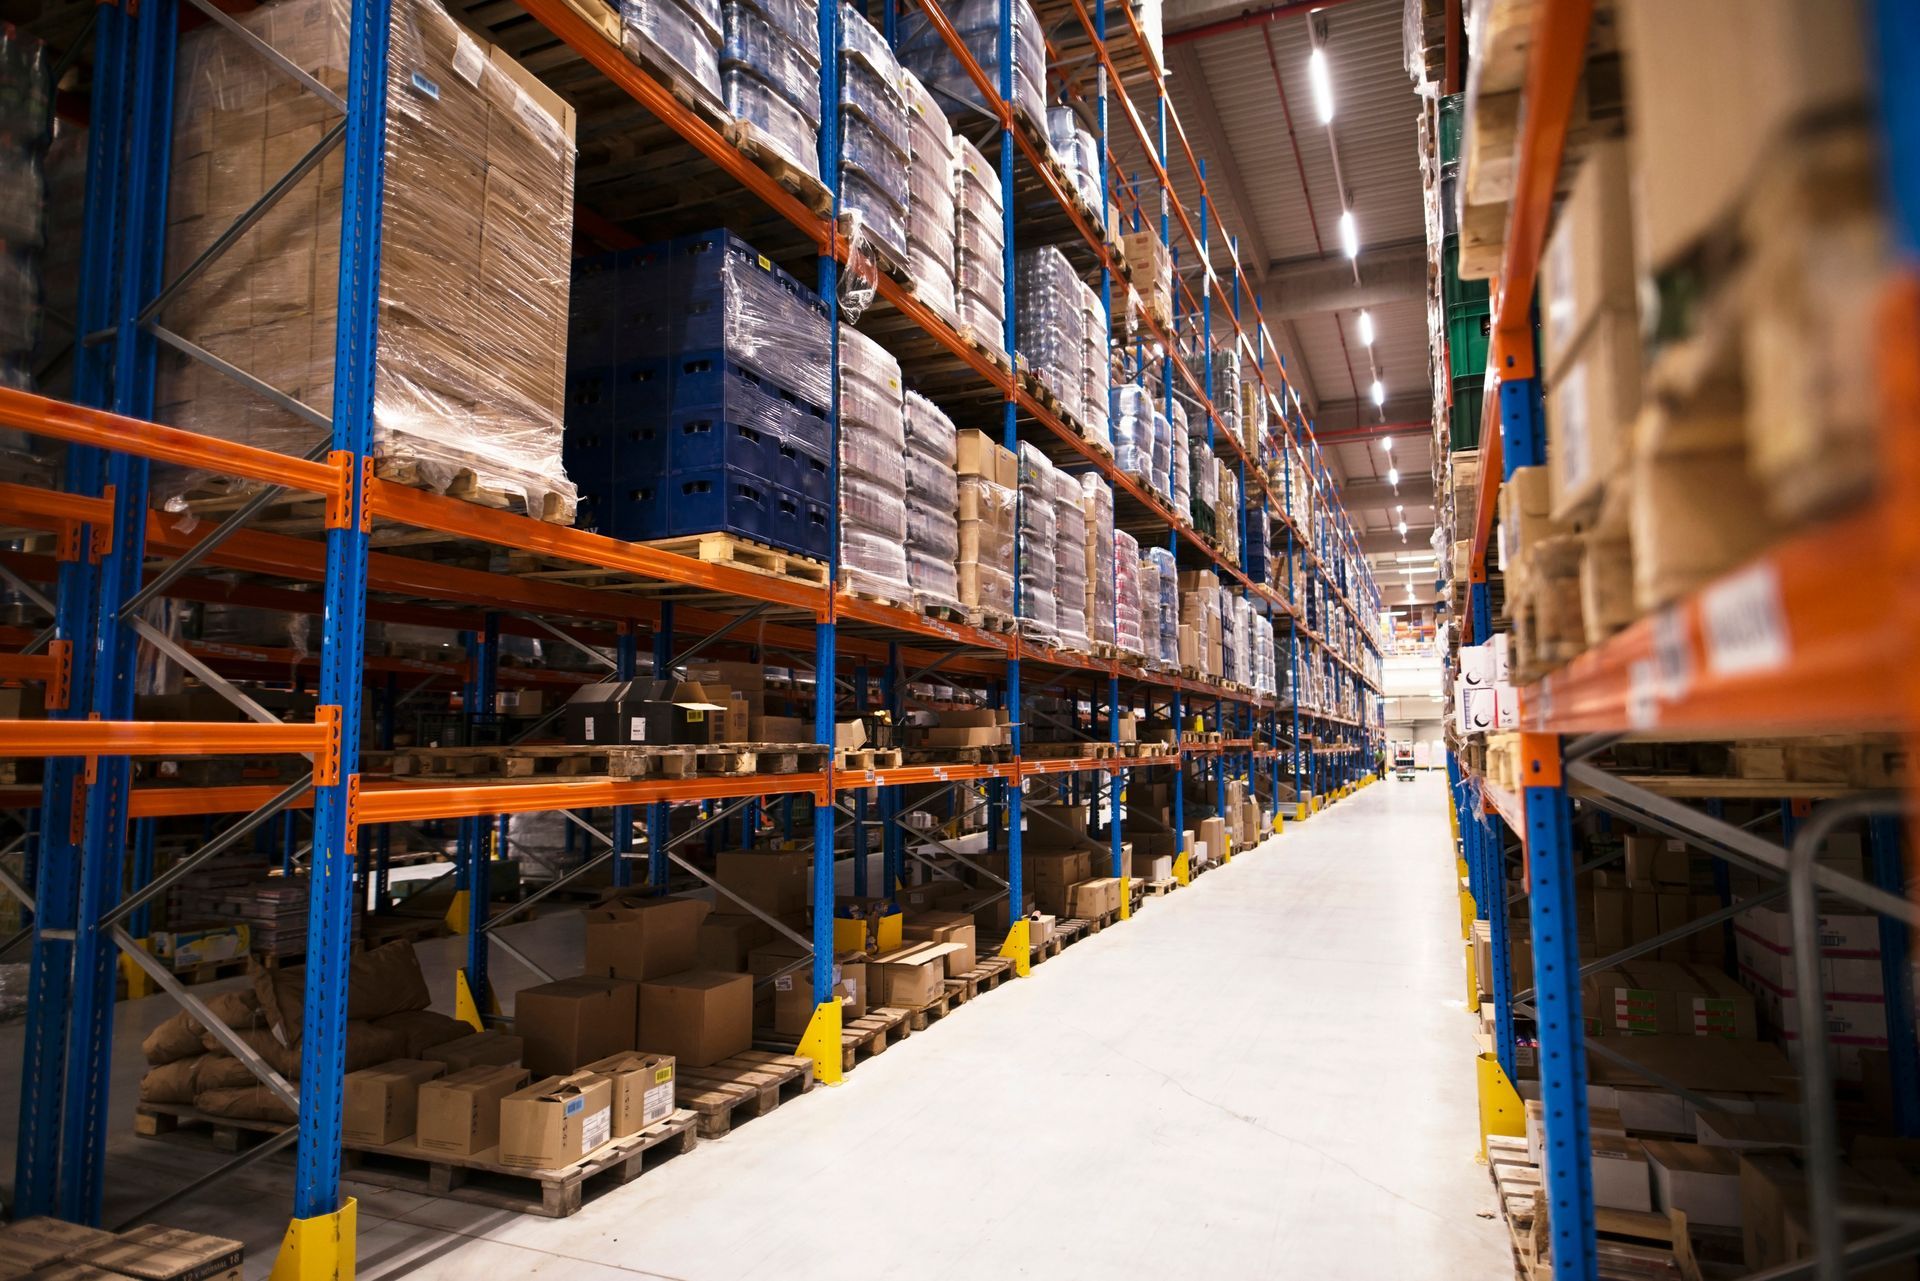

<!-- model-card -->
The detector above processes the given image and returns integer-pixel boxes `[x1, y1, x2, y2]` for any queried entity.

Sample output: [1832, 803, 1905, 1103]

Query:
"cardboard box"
[869, 942, 959, 1007]
[422, 1030, 524, 1073]
[580, 1051, 676, 1135]
[694, 913, 775, 971]
[415, 1063, 529, 1155]
[1539, 139, 1636, 371]
[342, 1058, 445, 1146]
[582, 896, 710, 981]
[498, 1072, 614, 1170]
[637, 970, 752, 1067]
[515, 976, 638, 1075]
[714, 849, 810, 919]
[1644, 1140, 1741, 1228]
[1547, 309, 1642, 525]
[72, 1226, 244, 1281]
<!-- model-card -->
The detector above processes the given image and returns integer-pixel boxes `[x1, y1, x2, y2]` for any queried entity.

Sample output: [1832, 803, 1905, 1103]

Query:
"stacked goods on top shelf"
[949, 135, 1007, 361]
[902, 392, 963, 614]
[897, 0, 1045, 132]
[1015, 442, 1060, 643]
[955, 429, 1016, 624]
[902, 69, 957, 321]
[838, 323, 912, 604]
[621, 0, 723, 114]
[0, 28, 47, 394]
[718, 0, 821, 178]
[1081, 475, 1116, 650]
[838, 8, 909, 273]
[157, 0, 579, 517]
[1051, 465, 1090, 652]
[563, 230, 831, 558]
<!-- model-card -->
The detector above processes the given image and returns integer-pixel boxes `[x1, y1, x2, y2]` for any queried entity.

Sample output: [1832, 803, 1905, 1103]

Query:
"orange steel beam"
[0, 387, 344, 499]
[0, 718, 331, 757]
[1520, 507, 1898, 736]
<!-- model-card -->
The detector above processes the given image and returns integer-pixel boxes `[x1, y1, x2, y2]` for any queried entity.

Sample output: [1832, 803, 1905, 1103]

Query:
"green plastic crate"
[1448, 303, 1491, 380]
[1449, 376, 1486, 452]
[1439, 93, 1464, 167]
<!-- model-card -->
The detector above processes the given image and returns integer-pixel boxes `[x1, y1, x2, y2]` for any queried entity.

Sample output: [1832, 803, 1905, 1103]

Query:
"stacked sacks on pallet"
[838, 7, 909, 273]
[1051, 466, 1089, 652]
[719, 0, 821, 179]
[1015, 442, 1059, 643]
[949, 136, 1006, 361]
[903, 392, 963, 614]
[895, 0, 1044, 131]
[838, 324, 912, 604]
[138, 941, 466, 1124]
[1147, 546, 1178, 668]
[622, 0, 723, 111]
[901, 69, 958, 323]
[1081, 473, 1115, 650]
[1114, 529, 1144, 659]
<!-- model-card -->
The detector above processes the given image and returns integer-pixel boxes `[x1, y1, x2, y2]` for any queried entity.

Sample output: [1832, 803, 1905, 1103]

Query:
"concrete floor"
[1, 772, 1507, 1279]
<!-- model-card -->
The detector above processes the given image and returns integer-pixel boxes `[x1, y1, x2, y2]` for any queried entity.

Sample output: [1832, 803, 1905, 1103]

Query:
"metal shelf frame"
[1446, 5, 1920, 1279]
[0, 0, 1389, 1260]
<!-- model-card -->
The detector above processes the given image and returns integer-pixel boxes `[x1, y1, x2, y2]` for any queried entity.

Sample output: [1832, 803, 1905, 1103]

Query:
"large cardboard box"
[1539, 140, 1636, 372]
[582, 896, 710, 981]
[637, 970, 753, 1067]
[1547, 310, 1641, 525]
[498, 1072, 614, 1170]
[415, 1063, 529, 1155]
[515, 976, 638, 1076]
[342, 1059, 445, 1146]
[422, 1030, 523, 1073]
[580, 1051, 677, 1136]
[714, 849, 810, 919]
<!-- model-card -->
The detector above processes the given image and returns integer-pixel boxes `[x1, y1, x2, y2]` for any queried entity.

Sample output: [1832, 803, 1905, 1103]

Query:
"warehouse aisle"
[341, 772, 1504, 1281]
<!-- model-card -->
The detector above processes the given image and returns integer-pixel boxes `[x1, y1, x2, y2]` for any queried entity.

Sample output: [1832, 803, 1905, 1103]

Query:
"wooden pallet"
[641, 532, 830, 585]
[675, 1051, 813, 1137]
[835, 747, 904, 772]
[339, 1110, 698, 1218]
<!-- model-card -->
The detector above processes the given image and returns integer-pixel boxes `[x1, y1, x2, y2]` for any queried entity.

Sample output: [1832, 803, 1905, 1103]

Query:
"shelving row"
[1418, 2, 1920, 1279]
[0, 0, 1386, 1258]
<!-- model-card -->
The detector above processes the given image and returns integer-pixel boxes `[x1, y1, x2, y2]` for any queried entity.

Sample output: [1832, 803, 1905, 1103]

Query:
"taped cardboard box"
[581, 1051, 677, 1135]
[499, 1072, 614, 1170]
[342, 1058, 445, 1146]
[416, 1063, 529, 1155]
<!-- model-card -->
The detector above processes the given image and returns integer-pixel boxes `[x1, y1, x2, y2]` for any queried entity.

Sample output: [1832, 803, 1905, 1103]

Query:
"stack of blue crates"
[564, 229, 834, 560]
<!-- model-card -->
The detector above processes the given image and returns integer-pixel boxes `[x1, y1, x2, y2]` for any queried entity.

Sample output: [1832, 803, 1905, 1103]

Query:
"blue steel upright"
[292, 0, 386, 1228]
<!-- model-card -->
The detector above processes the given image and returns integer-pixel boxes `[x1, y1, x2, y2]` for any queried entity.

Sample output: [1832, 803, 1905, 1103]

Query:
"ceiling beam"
[1167, 43, 1273, 283]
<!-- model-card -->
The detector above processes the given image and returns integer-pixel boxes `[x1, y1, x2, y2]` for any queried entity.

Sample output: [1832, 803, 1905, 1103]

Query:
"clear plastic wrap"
[1080, 473, 1114, 648]
[158, 0, 578, 516]
[897, 0, 1045, 129]
[723, 69, 820, 178]
[721, 2, 821, 125]
[1113, 528, 1142, 657]
[621, 0, 724, 104]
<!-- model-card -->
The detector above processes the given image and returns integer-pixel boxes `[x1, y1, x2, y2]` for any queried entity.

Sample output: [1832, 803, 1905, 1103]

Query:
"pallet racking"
[0, 0, 1384, 1262]
[1441, 4, 1920, 1279]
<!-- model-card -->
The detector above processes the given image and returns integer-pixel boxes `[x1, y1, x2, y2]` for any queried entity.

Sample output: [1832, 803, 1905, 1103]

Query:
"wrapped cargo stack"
[563, 230, 832, 559]
[955, 429, 1017, 627]
[903, 391, 963, 615]
[902, 70, 958, 322]
[837, 323, 911, 603]
[1051, 465, 1090, 652]
[950, 136, 1008, 361]
[719, 0, 821, 180]
[838, 7, 909, 274]
[622, 0, 724, 114]
[1114, 529, 1143, 660]
[158, 0, 580, 518]
[1081, 474, 1115, 652]
[1015, 442, 1060, 643]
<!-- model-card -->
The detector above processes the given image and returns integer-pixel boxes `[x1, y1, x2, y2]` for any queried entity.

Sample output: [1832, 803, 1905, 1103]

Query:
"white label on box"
[581, 1107, 610, 1153]
[629, 716, 646, 742]
[1702, 564, 1789, 676]
[451, 32, 485, 86]
[642, 1082, 673, 1123]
